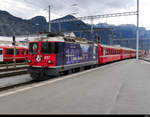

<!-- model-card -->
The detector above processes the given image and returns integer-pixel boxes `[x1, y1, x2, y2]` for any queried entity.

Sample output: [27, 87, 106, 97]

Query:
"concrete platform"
[140, 55, 150, 62]
[0, 59, 149, 114]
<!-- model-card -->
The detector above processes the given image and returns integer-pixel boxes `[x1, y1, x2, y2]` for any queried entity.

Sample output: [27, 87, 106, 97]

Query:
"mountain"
[95, 23, 150, 50]
[51, 15, 96, 41]
[0, 10, 47, 36]
[0, 10, 150, 50]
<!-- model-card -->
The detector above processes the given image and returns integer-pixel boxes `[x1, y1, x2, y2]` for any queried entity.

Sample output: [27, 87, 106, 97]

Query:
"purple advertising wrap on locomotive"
[56, 42, 98, 66]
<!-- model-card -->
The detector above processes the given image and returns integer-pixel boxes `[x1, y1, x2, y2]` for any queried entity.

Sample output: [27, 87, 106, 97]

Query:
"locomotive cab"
[27, 40, 59, 80]
[28, 41, 58, 68]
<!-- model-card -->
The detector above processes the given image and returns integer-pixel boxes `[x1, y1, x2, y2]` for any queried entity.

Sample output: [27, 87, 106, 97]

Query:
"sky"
[0, 0, 149, 29]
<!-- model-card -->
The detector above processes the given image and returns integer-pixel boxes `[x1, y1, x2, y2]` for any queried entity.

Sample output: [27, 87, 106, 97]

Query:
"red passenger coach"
[98, 44, 121, 64]
[0, 46, 28, 62]
[97, 44, 137, 65]
[121, 47, 135, 59]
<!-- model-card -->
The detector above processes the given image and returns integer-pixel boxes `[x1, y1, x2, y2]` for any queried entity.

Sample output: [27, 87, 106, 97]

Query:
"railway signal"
[12, 36, 16, 46]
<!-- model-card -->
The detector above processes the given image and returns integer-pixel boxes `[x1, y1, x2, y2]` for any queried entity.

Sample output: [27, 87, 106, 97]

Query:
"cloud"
[2, 0, 145, 28]
[3, 0, 150, 29]
[0, 0, 136, 19]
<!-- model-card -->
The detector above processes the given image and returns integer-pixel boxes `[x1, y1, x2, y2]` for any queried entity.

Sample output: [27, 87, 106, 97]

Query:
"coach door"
[0, 48, 3, 62]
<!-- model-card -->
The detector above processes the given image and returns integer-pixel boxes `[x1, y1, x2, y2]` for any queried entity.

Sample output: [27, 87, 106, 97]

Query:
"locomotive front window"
[41, 42, 58, 54]
[29, 43, 38, 54]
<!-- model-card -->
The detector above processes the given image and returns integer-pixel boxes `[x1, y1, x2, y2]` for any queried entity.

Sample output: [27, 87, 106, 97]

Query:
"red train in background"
[97, 44, 138, 64]
[0, 46, 28, 63]
[27, 32, 142, 81]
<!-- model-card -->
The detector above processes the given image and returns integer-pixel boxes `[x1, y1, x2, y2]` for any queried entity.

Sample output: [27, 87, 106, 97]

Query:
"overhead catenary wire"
[51, 11, 137, 23]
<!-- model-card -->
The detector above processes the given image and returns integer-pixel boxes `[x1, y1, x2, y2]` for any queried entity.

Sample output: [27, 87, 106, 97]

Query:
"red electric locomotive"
[97, 44, 122, 64]
[27, 33, 98, 80]
[0, 46, 28, 63]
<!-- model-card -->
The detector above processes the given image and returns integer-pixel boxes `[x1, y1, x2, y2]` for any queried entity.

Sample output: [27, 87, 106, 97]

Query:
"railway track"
[0, 62, 28, 78]
[0, 62, 26, 67]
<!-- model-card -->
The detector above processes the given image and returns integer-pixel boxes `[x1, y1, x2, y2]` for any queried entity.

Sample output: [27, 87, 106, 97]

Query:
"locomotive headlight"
[48, 60, 53, 64]
[36, 55, 42, 62]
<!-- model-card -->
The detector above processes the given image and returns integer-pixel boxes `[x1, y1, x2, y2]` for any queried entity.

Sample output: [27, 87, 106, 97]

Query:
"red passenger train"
[0, 46, 28, 63]
[27, 33, 142, 81]
[97, 44, 137, 64]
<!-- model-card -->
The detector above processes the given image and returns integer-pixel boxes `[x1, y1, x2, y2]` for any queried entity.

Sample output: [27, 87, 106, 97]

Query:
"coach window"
[106, 49, 108, 55]
[0, 50, 2, 55]
[107, 49, 109, 55]
[16, 49, 20, 55]
[26, 50, 28, 54]
[6, 49, 14, 55]
[21, 49, 25, 55]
